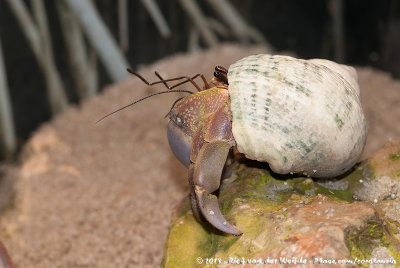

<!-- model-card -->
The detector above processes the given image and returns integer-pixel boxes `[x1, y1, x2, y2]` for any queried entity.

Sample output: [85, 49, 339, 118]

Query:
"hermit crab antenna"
[155, 71, 170, 89]
[96, 90, 193, 123]
[155, 71, 209, 91]
[127, 68, 209, 91]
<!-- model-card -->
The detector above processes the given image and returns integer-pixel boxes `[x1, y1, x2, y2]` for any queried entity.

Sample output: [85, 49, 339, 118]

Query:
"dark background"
[0, 0, 399, 160]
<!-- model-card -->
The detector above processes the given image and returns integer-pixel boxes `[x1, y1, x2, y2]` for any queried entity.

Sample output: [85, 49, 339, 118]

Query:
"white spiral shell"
[228, 54, 367, 178]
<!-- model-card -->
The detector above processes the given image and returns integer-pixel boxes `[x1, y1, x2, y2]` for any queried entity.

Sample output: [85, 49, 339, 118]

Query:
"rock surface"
[163, 141, 400, 267]
[0, 44, 399, 267]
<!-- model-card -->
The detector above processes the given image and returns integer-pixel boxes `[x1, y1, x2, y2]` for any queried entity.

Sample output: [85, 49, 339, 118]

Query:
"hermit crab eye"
[176, 116, 183, 126]
[170, 113, 184, 127]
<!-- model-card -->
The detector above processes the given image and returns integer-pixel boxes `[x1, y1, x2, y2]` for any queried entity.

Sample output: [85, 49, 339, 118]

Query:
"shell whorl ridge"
[227, 54, 367, 178]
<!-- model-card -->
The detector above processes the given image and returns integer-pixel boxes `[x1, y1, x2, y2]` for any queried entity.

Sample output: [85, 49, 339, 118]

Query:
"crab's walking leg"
[191, 141, 242, 235]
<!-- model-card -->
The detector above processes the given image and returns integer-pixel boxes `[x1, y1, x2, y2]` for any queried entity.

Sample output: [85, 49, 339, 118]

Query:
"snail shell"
[228, 54, 367, 178]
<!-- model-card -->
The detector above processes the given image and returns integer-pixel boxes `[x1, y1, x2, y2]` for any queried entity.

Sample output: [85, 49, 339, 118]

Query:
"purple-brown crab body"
[167, 87, 240, 234]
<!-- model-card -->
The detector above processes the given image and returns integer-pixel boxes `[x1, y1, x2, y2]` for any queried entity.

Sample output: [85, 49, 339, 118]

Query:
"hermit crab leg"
[191, 141, 242, 235]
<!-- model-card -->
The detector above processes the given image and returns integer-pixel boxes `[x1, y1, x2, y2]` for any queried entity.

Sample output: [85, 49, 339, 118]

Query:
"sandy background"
[0, 44, 399, 267]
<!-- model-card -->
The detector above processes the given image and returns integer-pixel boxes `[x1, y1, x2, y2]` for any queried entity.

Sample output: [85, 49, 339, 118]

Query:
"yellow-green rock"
[162, 141, 400, 267]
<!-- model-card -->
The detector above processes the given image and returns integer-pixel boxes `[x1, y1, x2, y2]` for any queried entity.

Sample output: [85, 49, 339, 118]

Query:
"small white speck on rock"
[209, 210, 215, 216]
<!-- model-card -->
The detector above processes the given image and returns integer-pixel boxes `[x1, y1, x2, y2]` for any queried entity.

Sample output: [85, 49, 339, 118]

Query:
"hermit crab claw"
[191, 141, 242, 235]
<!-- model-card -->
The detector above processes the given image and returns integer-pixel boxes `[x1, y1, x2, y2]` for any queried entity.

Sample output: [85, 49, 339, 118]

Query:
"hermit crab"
[100, 54, 367, 235]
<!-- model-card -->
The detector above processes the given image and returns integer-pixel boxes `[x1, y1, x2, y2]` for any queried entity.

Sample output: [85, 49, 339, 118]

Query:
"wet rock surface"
[163, 140, 400, 267]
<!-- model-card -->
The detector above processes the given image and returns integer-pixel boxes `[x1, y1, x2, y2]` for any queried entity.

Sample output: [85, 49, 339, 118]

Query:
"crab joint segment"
[191, 141, 242, 235]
